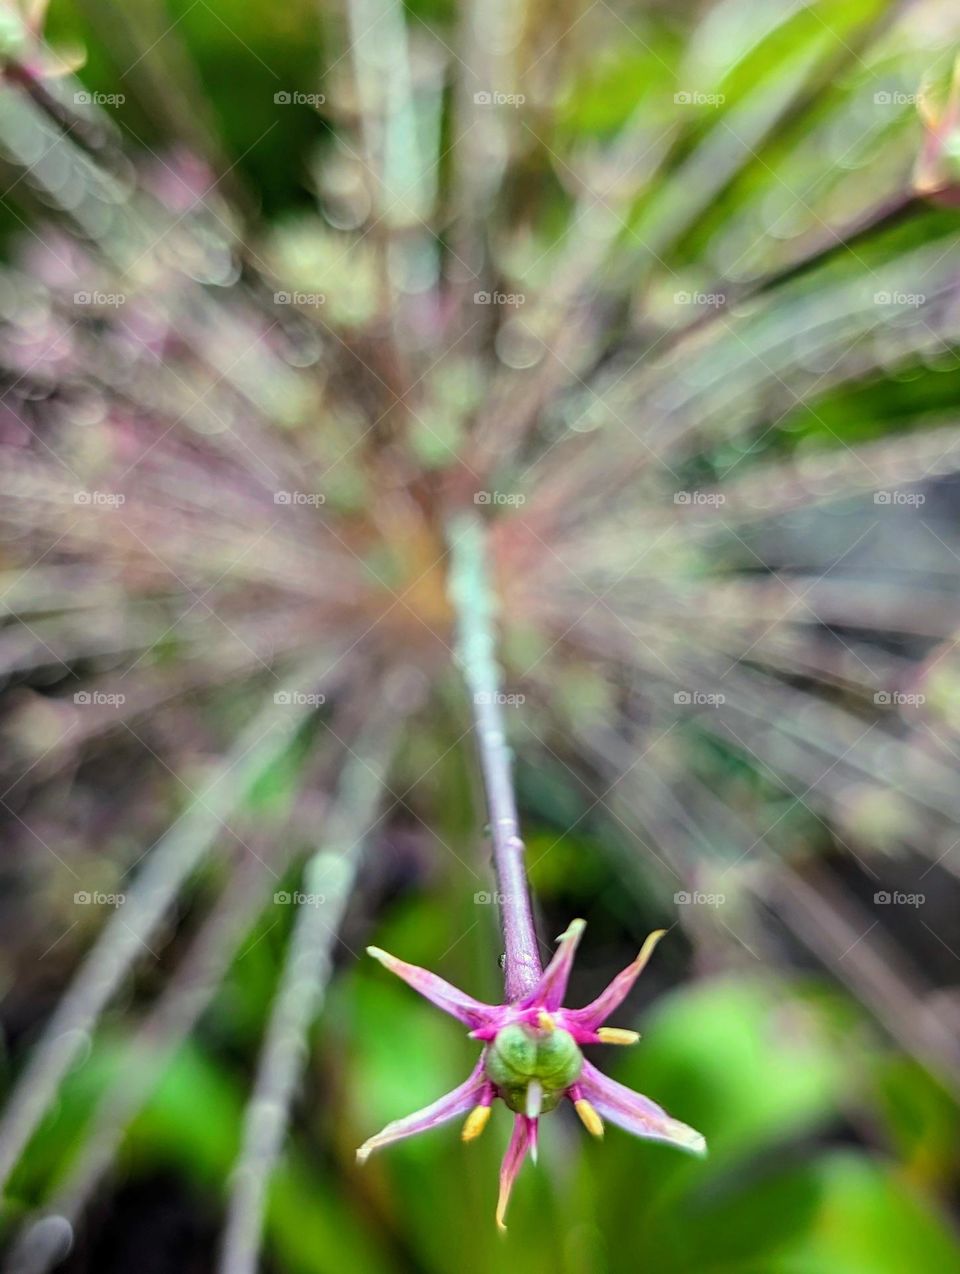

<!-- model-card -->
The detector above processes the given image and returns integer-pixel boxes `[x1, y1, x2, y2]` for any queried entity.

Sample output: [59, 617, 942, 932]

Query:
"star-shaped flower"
[357, 920, 706, 1229]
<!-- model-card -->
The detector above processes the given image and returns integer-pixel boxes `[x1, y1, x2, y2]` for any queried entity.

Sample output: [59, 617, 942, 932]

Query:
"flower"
[357, 920, 706, 1229]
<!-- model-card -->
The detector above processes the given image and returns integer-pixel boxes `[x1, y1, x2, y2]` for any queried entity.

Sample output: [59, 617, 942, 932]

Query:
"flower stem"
[448, 516, 542, 1000]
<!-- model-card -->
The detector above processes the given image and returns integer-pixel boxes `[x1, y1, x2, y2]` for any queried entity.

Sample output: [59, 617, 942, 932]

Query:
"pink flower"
[357, 921, 706, 1229]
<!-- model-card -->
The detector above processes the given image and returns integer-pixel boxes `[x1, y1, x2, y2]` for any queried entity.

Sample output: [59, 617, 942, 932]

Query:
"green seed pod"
[484, 1024, 583, 1114]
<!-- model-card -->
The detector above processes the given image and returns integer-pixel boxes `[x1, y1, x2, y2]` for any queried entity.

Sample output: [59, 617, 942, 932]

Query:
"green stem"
[447, 516, 542, 1000]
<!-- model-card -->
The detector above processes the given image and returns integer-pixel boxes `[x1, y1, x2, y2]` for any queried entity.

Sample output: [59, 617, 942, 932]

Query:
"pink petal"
[367, 946, 498, 1027]
[567, 928, 665, 1029]
[520, 918, 586, 1010]
[357, 1061, 486, 1163]
[577, 1060, 706, 1155]
[496, 1115, 534, 1230]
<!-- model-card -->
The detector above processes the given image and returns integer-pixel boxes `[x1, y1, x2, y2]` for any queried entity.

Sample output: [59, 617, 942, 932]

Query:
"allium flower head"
[358, 920, 706, 1229]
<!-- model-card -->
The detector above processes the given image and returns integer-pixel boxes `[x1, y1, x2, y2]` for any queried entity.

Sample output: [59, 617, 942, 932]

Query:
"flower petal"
[519, 918, 585, 1010]
[567, 928, 665, 1029]
[357, 1061, 486, 1163]
[366, 946, 497, 1027]
[496, 1115, 533, 1231]
[577, 1060, 706, 1155]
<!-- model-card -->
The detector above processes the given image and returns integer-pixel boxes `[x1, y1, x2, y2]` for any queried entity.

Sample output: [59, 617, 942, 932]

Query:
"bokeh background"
[1, 1, 960, 1271]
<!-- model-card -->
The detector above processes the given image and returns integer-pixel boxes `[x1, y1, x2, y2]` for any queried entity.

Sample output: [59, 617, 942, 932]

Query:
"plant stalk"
[448, 516, 542, 1001]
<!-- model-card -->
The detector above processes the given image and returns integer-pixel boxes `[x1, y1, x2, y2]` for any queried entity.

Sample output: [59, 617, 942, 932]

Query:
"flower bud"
[483, 1023, 582, 1113]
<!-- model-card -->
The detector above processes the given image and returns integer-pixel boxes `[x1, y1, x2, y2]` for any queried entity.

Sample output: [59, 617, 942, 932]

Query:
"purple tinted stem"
[448, 516, 542, 1000]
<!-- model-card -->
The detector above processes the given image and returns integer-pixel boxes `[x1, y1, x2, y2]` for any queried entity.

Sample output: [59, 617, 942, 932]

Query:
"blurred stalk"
[0, 659, 332, 1196]
[760, 863, 960, 1100]
[217, 669, 421, 1274]
[447, 515, 542, 1000]
[3, 818, 313, 1274]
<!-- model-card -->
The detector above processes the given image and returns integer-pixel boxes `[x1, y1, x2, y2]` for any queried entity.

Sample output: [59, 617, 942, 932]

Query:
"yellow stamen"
[537, 1010, 555, 1032]
[461, 1104, 492, 1142]
[634, 928, 667, 975]
[575, 1098, 604, 1138]
[596, 1027, 640, 1045]
[496, 1193, 509, 1232]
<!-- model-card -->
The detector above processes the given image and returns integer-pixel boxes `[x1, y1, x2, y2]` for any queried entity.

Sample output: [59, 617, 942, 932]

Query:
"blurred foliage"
[1, 0, 960, 1270]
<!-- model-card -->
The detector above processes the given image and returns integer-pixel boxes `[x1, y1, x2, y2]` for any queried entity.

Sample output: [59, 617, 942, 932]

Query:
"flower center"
[483, 1023, 583, 1114]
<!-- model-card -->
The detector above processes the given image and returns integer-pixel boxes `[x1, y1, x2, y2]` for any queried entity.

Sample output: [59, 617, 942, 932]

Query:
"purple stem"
[448, 516, 543, 1000]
